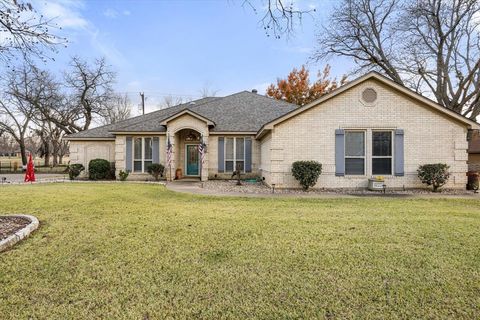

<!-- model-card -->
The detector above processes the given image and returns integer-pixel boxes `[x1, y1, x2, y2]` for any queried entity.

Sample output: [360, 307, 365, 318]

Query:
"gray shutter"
[335, 129, 345, 176]
[125, 137, 132, 172]
[245, 138, 252, 173]
[218, 137, 225, 173]
[152, 137, 160, 164]
[394, 129, 404, 176]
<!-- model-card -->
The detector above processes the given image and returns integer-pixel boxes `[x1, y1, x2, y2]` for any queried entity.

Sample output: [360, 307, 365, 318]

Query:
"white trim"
[371, 130, 394, 176]
[185, 144, 200, 176]
[64, 137, 116, 141]
[223, 137, 246, 173]
[111, 132, 166, 135]
[133, 137, 153, 173]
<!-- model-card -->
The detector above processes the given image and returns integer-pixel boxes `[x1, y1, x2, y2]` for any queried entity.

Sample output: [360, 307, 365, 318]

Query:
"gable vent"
[362, 88, 377, 104]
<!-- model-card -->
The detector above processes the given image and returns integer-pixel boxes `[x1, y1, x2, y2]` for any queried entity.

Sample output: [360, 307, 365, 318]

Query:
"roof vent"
[360, 87, 378, 106]
[252, 89, 258, 94]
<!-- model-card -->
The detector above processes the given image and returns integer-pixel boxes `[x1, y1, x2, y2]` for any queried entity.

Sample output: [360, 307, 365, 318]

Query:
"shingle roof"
[65, 92, 297, 139]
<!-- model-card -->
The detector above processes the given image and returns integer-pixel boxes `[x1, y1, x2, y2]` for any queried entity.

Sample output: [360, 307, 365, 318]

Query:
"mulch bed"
[0, 216, 30, 241]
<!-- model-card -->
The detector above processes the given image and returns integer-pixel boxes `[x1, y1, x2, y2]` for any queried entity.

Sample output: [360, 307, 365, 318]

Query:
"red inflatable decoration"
[24, 153, 35, 183]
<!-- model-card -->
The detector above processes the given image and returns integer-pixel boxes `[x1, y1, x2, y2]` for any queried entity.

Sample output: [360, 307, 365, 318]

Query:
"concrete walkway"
[165, 181, 480, 199]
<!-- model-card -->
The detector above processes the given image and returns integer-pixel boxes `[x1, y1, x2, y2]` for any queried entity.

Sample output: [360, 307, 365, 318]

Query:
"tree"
[0, 65, 37, 165]
[37, 56, 116, 134]
[242, 0, 315, 38]
[158, 95, 184, 110]
[314, 0, 480, 120]
[0, 0, 65, 64]
[100, 93, 132, 125]
[267, 65, 347, 106]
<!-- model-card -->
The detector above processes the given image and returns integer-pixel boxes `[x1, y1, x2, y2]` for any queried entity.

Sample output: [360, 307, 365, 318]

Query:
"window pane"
[345, 132, 365, 156]
[225, 138, 234, 160]
[373, 132, 392, 156]
[226, 161, 234, 172]
[134, 138, 142, 159]
[134, 160, 142, 172]
[235, 161, 244, 171]
[144, 138, 152, 160]
[345, 158, 365, 175]
[372, 158, 392, 175]
[144, 160, 152, 171]
[236, 138, 244, 160]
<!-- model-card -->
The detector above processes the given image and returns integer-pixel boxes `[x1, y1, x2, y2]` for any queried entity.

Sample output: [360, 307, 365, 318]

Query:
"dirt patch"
[0, 216, 31, 240]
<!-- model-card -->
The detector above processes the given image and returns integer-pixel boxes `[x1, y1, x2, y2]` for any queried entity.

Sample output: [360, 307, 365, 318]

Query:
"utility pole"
[139, 92, 145, 115]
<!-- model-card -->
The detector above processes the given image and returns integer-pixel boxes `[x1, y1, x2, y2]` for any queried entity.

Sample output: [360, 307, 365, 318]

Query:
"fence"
[0, 159, 67, 173]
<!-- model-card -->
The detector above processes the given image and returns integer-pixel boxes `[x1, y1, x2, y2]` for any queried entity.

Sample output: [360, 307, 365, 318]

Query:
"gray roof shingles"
[66, 92, 296, 139]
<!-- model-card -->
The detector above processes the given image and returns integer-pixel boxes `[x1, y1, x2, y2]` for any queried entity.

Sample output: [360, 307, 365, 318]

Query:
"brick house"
[65, 72, 479, 189]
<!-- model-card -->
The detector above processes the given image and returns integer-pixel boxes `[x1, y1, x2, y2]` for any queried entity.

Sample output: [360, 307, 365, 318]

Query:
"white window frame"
[224, 137, 246, 173]
[133, 137, 153, 173]
[344, 130, 366, 176]
[371, 130, 393, 176]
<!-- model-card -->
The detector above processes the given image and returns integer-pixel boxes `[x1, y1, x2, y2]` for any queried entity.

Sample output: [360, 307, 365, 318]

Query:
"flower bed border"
[0, 214, 39, 253]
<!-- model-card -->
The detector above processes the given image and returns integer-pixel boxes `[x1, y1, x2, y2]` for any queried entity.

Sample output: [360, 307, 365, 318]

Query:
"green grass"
[0, 184, 479, 319]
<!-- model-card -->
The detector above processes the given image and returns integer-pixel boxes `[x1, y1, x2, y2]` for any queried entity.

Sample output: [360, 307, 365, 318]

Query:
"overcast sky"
[32, 0, 354, 115]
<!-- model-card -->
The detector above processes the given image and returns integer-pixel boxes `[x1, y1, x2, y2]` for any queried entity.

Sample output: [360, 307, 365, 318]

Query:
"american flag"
[198, 134, 207, 164]
[166, 135, 173, 167]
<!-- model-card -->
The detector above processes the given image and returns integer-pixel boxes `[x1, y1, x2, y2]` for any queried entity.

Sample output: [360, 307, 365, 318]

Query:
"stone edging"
[0, 214, 39, 253]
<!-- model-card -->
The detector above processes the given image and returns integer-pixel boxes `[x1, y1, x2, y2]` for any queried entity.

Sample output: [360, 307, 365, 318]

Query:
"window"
[372, 131, 392, 175]
[133, 137, 153, 173]
[345, 131, 365, 175]
[224, 137, 245, 172]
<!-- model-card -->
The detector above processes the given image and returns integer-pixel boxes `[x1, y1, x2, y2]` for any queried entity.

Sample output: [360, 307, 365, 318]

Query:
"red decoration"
[24, 153, 35, 183]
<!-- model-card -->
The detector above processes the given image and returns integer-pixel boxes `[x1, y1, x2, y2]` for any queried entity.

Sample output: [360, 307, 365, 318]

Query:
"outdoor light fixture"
[272, 183, 276, 193]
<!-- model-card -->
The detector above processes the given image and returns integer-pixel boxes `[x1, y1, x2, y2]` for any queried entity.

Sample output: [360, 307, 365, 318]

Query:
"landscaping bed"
[0, 216, 30, 240]
[203, 179, 475, 195]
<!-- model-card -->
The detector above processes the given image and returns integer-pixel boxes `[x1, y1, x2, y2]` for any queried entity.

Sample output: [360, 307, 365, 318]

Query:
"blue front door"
[186, 145, 199, 176]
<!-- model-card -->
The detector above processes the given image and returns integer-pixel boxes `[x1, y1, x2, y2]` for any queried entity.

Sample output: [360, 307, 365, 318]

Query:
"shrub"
[67, 163, 85, 180]
[291, 161, 322, 190]
[88, 159, 112, 180]
[118, 170, 129, 181]
[147, 163, 165, 181]
[417, 163, 450, 192]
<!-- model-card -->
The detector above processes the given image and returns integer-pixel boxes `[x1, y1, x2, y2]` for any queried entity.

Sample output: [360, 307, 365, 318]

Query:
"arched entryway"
[176, 128, 202, 178]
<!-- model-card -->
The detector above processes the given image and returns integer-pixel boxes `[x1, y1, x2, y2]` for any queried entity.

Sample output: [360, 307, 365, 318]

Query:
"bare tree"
[0, 66, 37, 165]
[242, 0, 315, 38]
[314, 0, 480, 120]
[0, 0, 66, 64]
[100, 93, 132, 125]
[199, 83, 219, 98]
[158, 95, 184, 110]
[36, 56, 116, 134]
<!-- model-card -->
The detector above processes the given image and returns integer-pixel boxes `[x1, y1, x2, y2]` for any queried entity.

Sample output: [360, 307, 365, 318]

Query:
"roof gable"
[160, 109, 215, 126]
[257, 71, 479, 138]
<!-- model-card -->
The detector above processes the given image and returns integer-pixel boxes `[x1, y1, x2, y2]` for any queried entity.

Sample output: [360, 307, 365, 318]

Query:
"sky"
[32, 0, 354, 115]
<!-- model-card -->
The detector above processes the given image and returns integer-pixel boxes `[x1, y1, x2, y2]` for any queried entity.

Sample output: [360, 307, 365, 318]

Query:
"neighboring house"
[468, 130, 480, 172]
[65, 72, 480, 189]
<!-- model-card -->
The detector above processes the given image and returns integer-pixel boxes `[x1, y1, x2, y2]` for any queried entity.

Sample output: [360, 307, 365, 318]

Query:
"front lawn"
[0, 184, 479, 319]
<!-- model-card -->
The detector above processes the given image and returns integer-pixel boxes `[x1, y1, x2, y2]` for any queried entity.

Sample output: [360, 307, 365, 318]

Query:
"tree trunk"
[44, 142, 50, 167]
[19, 142, 27, 166]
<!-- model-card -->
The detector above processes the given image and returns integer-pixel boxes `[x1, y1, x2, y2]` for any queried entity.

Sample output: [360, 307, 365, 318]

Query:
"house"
[468, 130, 480, 172]
[65, 72, 480, 189]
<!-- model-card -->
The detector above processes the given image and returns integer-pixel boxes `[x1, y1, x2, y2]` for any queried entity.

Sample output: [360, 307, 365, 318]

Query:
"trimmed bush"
[88, 159, 112, 180]
[417, 163, 450, 192]
[118, 170, 129, 181]
[67, 163, 84, 180]
[147, 163, 165, 181]
[292, 161, 322, 190]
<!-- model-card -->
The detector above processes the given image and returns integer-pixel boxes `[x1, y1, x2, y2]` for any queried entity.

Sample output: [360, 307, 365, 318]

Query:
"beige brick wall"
[69, 140, 115, 177]
[259, 133, 272, 185]
[269, 79, 469, 189]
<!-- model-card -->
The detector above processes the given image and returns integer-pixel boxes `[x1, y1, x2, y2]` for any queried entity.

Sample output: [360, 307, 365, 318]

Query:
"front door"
[186, 145, 199, 176]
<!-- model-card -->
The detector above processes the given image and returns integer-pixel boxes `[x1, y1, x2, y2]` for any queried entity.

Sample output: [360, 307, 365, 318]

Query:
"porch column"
[200, 133, 209, 182]
[165, 131, 176, 181]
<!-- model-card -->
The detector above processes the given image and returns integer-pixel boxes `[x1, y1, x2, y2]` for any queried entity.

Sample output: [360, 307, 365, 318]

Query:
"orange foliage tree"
[267, 65, 347, 106]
